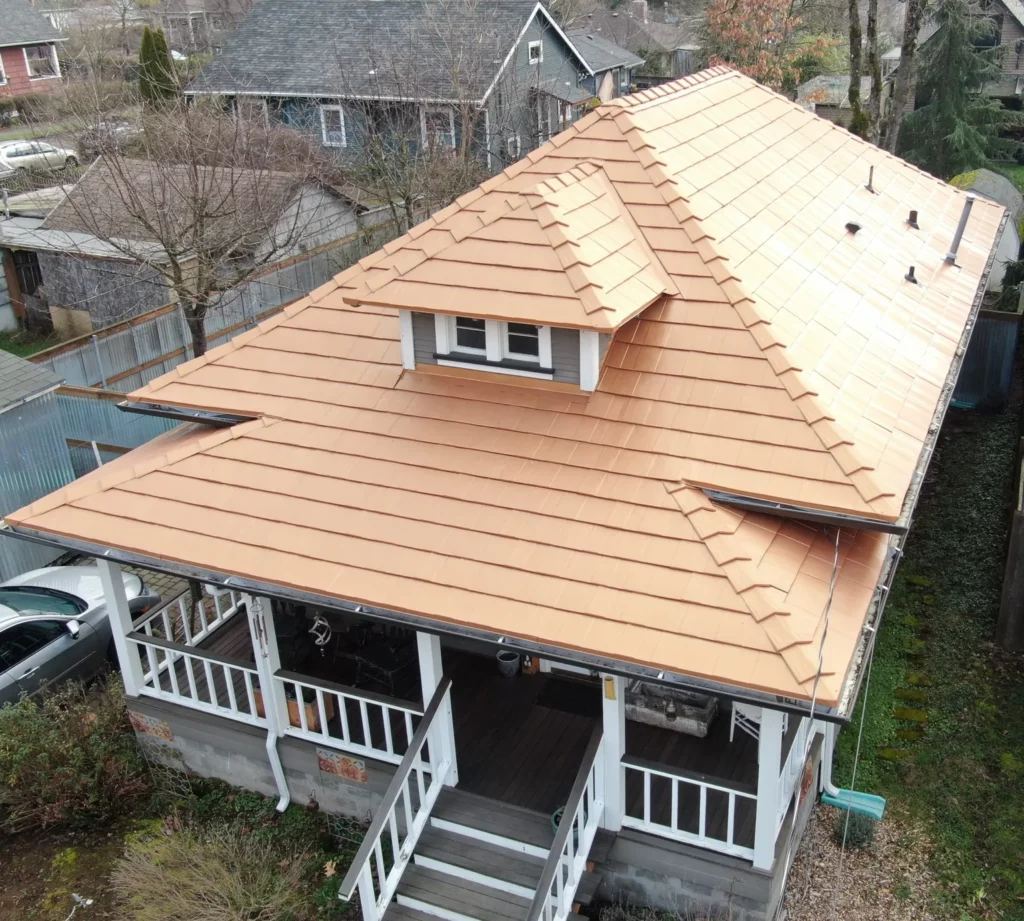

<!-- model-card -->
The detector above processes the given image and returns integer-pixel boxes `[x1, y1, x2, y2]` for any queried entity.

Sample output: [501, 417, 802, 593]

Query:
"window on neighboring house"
[320, 105, 346, 147]
[536, 94, 553, 142]
[12, 250, 41, 297]
[24, 45, 57, 79]
[528, 40, 543, 64]
[0, 56, 6, 85]
[505, 134, 521, 161]
[422, 105, 455, 149]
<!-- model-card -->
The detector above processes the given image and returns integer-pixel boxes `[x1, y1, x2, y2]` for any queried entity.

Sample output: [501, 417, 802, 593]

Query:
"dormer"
[341, 162, 677, 392]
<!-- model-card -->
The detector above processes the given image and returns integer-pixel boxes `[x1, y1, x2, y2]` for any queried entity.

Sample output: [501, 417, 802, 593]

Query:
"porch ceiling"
[3, 67, 1000, 709]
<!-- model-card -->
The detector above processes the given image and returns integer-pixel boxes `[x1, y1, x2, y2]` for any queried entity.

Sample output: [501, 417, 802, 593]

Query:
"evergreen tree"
[898, 0, 1014, 178]
[138, 27, 177, 105]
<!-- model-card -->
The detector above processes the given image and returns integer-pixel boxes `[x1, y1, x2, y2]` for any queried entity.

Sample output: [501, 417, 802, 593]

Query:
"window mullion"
[485, 320, 502, 362]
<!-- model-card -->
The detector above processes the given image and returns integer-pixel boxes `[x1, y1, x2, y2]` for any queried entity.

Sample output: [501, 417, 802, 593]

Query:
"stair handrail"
[338, 675, 454, 921]
[527, 725, 605, 921]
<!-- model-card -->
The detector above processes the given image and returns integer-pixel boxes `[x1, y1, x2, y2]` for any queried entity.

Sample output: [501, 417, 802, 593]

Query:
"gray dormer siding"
[550, 326, 581, 383]
[410, 311, 582, 384]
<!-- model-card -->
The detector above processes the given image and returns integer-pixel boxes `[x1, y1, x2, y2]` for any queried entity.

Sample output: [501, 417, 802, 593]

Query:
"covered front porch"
[107, 561, 818, 879]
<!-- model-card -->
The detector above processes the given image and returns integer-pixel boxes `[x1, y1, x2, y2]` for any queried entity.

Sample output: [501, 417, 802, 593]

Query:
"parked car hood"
[2, 565, 144, 608]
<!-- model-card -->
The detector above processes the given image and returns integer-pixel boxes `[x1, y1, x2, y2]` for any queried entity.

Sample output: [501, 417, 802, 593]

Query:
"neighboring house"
[186, 0, 603, 167]
[0, 157, 388, 336]
[954, 168, 1023, 290]
[796, 75, 879, 126]
[0, 0, 63, 99]
[2, 68, 1005, 921]
[580, 2, 698, 78]
[886, 0, 1024, 112]
[149, 0, 252, 53]
[567, 30, 643, 102]
[0, 350, 71, 579]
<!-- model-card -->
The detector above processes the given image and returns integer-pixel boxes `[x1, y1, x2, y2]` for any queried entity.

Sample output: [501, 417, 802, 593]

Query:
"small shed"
[796, 75, 874, 126]
[951, 168, 1023, 291]
[0, 349, 74, 579]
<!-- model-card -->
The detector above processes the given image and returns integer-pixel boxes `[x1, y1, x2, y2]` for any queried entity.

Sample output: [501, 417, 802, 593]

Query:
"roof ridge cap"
[668, 484, 822, 687]
[613, 102, 897, 513]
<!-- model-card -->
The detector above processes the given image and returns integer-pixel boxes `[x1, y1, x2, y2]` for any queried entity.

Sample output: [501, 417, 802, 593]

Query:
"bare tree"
[50, 96, 350, 356]
[883, 0, 928, 151]
[866, 0, 883, 142]
[848, 0, 864, 133]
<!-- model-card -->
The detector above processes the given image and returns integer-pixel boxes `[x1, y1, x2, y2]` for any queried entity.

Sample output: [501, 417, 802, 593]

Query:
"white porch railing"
[129, 632, 265, 725]
[274, 670, 422, 765]
[621, 755, 757, 861]
[133, 587, 243, 647]
[527, 727, 605, 921]
[776, 716, 811, 834]
[339, 677, 454, 921]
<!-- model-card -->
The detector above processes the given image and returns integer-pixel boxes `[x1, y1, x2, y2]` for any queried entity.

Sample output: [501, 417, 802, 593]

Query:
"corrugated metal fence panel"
[57, 393, 177, 453]
[0, 391, 76, 579]
[953, 311, 1022, 409]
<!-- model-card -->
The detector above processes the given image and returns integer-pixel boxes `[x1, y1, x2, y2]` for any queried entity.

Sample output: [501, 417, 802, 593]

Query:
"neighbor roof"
[957, 168, 1024, 224]
[580, 8, 696, 56]
[187, 0, 550, 101]
[43, 158, 308, 253]
[0, 0, 63, 48]
[796, 75, 872, 110]
[5, 68, 1003, 709]
[0, 350, 61, 410]
[566, 29, 644, 72]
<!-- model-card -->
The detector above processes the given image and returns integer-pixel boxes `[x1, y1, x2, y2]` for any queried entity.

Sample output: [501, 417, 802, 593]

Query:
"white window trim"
[23, 44, 59, 80]
[0, 55, 6, 85]
[421, 104, 456, 149]
[319, 104, 347, 148]
[501, 320, 551, 366]
[435, 314, 554, 380]
[528, 40, 543, 64]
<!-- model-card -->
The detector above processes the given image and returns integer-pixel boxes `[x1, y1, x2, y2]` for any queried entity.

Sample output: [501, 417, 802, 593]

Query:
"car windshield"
[0, 589, 81, 616]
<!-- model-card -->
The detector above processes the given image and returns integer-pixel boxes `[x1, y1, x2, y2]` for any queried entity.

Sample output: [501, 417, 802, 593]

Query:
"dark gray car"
[0, 566, 161, 706]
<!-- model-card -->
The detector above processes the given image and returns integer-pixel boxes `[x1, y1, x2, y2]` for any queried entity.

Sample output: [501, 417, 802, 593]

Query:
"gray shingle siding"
[599, 332, 611, 364]
[551, 326, 580, 384]
[411, 311, 437, 366]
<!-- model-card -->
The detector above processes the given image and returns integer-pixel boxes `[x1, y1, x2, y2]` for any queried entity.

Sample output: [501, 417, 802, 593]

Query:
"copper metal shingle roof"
[5, 68, 1003, 707]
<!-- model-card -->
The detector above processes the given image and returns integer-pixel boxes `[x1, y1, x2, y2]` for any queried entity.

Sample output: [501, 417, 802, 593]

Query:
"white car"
[0, 565, 161, 705]
[0, 140, 78, 173]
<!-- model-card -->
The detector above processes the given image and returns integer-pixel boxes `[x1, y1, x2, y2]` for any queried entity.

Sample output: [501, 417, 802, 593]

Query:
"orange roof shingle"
[5, 68, 1003, 707]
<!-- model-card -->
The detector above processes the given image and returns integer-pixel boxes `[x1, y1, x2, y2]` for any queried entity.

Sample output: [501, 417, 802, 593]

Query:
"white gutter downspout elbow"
[266, 729, 291, 812]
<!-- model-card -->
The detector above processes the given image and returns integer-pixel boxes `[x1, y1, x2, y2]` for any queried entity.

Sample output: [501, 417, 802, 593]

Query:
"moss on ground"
[835, 397, 1024, 918]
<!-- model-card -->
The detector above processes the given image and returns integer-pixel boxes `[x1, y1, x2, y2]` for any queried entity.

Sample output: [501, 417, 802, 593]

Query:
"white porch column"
[753, 706, 785, 870]
[600, 673, 626, 831]
[416, 631, 458, 786]
[243, 593, 290, 731]
[97, 559, 144, 697]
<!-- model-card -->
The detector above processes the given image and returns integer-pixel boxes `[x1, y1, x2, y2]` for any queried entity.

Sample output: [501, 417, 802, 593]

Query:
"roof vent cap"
[845, 221, 861, 234]
[905, 265, 918, 284]
[908, 210, 919, 229]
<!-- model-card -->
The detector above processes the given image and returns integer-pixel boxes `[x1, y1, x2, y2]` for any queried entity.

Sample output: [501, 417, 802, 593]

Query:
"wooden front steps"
[384, 788, 607, 921]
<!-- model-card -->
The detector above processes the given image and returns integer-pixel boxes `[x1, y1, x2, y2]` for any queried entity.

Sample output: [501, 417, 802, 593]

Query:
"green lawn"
[0, 329, 57, 358]
[991, 162, 1024, 195]
[835, 395, 1024, 918]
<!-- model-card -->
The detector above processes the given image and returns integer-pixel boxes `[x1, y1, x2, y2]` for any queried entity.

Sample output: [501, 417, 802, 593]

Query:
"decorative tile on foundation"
[317, 749, 368, 784]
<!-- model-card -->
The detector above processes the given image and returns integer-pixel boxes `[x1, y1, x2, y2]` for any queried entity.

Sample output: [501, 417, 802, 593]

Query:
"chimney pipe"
[946, 193, 976, 264]
[866, 165, 875, 193]
[905, 266, 918, 284]
[908, 210, 919, 229]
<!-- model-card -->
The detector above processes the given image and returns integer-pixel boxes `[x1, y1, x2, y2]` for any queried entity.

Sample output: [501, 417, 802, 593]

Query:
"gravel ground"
[783, 804, 940, 921]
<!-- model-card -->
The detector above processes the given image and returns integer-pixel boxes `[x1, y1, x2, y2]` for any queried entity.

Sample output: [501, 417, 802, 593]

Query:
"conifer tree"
[898, 0, 1014, 178]
[138, 27, 177, 105]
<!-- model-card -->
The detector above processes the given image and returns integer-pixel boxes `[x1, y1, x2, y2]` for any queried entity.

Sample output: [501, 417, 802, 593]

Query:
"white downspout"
[244, 592, 291, 812]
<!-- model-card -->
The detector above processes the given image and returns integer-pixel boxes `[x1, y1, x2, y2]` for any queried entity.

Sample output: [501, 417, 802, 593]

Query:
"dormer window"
[431, 314, 553, 378]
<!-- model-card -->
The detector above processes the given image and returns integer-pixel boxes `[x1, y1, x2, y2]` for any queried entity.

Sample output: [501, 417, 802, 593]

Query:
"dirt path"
[783, 804, 941, 921]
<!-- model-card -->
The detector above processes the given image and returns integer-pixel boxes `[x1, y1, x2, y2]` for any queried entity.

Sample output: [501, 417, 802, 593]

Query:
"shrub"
[833, 810, 876, 849]
[0, 675, 150, 832]
[0, 97, 16, 127]
[112, 824, 309, 921]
